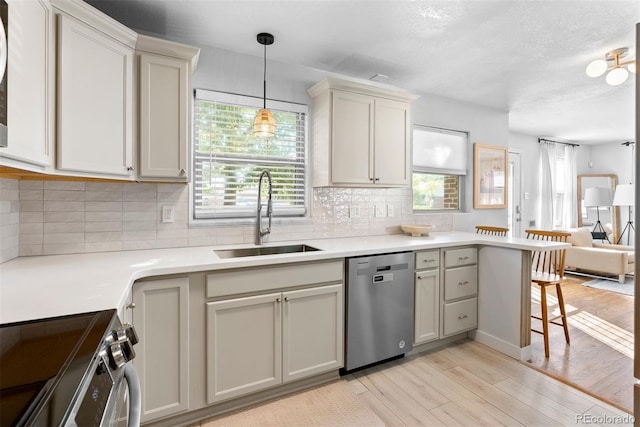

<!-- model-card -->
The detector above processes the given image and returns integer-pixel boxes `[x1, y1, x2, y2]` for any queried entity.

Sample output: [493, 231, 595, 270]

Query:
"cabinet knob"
[284, 297, 289, 302]
[276, 297, 281, 303]
[127, 302, 136, 309]
[127, 166, 135, 172]
[179, 169, 186, 176]
[458, 314, 469, 320]
[374, 177, 380, 182]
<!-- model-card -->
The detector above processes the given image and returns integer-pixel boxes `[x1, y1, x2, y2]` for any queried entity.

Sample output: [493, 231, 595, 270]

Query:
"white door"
[508, 151, 523, 237]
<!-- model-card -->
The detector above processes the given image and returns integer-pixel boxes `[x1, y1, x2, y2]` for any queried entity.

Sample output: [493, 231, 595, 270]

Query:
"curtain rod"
[537, 138, 580, 147]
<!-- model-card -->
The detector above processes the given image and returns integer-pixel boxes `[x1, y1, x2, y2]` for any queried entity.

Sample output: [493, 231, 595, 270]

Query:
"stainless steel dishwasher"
[343, 251, 415, 372]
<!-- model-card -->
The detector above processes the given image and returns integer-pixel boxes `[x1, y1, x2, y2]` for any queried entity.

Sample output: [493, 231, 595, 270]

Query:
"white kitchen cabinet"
[205, 260, 344, 404]
[282, 284, 343, 382]
[136, 35, 200, 181]
[414, 250, 440, 344]
[308, 77, 417, 187]
[53, 0, 136, 179]
[0, 0, 55, 169]
[441, 247, 478, 337]
[132, 277, 190, 423]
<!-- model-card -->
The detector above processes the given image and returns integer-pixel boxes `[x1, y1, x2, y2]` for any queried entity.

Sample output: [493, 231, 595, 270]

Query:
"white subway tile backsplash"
[86, 201, 122, 212]
[2, 178, 456, 261]
[44, 211, 84, 223]
[44, 201, 85, 212]
[43, 232, 84, 244]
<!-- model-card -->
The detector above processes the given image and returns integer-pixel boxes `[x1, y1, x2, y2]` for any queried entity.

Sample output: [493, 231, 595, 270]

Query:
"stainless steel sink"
[214, 244, 321, 259]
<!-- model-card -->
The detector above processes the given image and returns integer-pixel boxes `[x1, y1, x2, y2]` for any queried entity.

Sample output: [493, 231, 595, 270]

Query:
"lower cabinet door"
[206, 293, 282, 404]
[282, 284, 344, 382]
[132, 277, 189, 423]
[414, 270, 440, 344]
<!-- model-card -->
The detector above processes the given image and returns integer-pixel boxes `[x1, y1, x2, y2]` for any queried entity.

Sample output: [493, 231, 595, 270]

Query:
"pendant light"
[253, 33, 276, 138]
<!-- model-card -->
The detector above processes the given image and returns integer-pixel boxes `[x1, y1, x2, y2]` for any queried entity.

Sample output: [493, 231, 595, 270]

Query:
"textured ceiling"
[88, 0, 639, 145]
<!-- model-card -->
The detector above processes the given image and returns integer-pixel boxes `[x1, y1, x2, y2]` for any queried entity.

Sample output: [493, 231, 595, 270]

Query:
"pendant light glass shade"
[253, 108, 276, 138]
[254, 33, 276, 138]
[629, 62, 636, 74]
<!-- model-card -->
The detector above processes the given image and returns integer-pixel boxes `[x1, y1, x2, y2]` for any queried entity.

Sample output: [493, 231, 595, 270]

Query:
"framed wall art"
[473, 143, 508, 209]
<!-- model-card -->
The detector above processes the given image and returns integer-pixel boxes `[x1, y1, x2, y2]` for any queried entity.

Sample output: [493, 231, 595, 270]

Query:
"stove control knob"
[122, 323, 139, 346]
[108, 342, 126, 370]
[120, 338, 136, 361]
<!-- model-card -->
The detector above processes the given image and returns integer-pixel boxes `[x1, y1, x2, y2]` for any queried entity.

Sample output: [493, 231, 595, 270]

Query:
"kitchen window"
[412, 125, 467, 211]
[192, 89, 308, 220]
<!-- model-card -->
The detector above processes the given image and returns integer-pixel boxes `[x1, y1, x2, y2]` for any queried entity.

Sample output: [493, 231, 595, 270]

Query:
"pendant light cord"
[263, 42, 267, 109]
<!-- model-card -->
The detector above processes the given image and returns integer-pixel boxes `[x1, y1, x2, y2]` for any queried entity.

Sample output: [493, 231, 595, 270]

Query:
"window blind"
[193, 90, 308, 219]
[413, 125, 468, 175]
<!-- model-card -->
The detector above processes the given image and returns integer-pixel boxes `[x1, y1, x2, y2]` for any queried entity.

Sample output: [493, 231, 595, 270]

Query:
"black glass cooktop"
[0, 310, 116, 426]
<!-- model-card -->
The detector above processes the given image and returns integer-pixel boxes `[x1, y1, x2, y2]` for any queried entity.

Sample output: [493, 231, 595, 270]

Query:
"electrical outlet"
[162, 205, 174, 223]
[349, 205, 360, 218]
[387, 204, 394, 217]
[375, 204, 386, 218]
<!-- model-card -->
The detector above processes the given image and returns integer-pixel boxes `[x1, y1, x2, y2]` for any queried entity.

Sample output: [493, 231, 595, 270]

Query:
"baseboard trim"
[470, 329, 531, 361]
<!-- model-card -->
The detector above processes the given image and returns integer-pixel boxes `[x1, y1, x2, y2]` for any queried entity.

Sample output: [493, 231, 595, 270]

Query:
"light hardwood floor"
[199, 339, 633, 426]
[198, 274, 634, 426]
[528, 273, 634, 413]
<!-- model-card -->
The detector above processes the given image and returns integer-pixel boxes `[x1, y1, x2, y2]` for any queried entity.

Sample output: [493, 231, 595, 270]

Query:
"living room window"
[538, 139, 578, 229]
[192, 89, 308, 220]
[412, 125, 467, 211]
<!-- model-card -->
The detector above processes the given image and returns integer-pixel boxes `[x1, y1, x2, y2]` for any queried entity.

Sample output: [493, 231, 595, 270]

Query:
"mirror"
[577, 174, 619, 243]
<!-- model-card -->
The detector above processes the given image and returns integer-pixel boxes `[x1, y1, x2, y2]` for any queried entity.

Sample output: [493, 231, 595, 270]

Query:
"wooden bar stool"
[525, 229, 571, 358]
[475, 225, 509, 236]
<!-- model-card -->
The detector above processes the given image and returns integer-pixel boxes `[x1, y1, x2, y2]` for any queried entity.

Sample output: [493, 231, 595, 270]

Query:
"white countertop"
[0, 231, 567, 324]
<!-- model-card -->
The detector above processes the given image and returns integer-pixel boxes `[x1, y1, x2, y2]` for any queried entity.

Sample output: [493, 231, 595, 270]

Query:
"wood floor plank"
[405, 357, 524, 426]
[442, 366, 561, 426]
[353, 365, 444, 425]
[578, 404, 634, 426]
[354, 390, 408, 427]
[378, 359, 449, 409]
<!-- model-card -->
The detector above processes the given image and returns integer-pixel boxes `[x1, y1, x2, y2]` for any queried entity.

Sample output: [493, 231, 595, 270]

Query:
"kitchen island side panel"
[472, 246, 531, 361]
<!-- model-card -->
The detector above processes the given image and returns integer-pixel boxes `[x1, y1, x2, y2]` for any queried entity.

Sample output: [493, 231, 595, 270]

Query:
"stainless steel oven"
[0, 310, 140, 426]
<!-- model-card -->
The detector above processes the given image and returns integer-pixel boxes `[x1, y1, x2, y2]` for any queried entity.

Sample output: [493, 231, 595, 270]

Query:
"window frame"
[190, 89, 310, 224]
[411, 125, 468, 212]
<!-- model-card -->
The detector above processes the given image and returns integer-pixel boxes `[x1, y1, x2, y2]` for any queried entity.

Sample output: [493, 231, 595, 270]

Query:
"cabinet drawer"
[443, 298, 477, 336]
[415, 250, 439, 270]
[444, 248, 477, 268]
[443, 265, 478, 301]
[206, 260, 343, 298]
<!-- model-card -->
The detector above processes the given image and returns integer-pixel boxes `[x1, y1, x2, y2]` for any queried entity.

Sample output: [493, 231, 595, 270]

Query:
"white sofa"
[563, 227, 634, 283]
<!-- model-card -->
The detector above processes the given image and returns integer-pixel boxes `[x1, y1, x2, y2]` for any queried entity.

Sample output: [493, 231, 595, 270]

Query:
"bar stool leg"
[540, 285, 550, 358]
[556, 283, 570, 344]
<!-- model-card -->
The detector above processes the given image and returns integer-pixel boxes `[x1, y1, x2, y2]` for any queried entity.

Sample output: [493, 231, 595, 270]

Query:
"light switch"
[162, 205, 174, 223]
[375, 204, 386, 218]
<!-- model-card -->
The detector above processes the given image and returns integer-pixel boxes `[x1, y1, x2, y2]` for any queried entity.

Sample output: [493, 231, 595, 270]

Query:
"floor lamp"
[613, 183, 635, 245]
[584, 187, 612, 243]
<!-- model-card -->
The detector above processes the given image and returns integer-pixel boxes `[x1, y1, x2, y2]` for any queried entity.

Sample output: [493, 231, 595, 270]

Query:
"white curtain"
[561, 145, 578, 229]
[538, 141, 555, 229]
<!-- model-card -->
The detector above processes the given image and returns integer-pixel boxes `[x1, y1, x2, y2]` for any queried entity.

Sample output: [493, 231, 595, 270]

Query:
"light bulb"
[586, 59, 607, 77]
[605, 67, 629, 86]
[628, 62, 636, 74]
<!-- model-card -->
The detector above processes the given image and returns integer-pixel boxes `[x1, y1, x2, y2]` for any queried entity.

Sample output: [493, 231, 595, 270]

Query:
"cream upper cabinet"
[308, 77, 417, 187]
[136, 35, 200, 181]
[53, 0, 136, 179]
[1, 0, 55, 169]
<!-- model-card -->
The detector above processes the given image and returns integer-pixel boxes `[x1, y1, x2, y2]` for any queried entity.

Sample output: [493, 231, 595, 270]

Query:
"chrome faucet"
[255, 170, 273, 245]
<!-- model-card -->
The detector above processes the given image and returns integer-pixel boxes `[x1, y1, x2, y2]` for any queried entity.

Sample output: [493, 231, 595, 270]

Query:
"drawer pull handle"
[423, 259, 436, 263]
[458, 280, 470, 286]
[458, 314, 469, 320]
[458, 256, 469, 261]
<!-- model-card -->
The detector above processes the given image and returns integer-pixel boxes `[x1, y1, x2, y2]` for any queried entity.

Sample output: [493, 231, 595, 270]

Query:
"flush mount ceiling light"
[586, 47, 636, 86]
[253, 32, 276, 138]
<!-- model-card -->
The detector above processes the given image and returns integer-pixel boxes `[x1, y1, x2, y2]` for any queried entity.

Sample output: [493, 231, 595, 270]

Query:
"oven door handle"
[123, 363, 141, 427]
